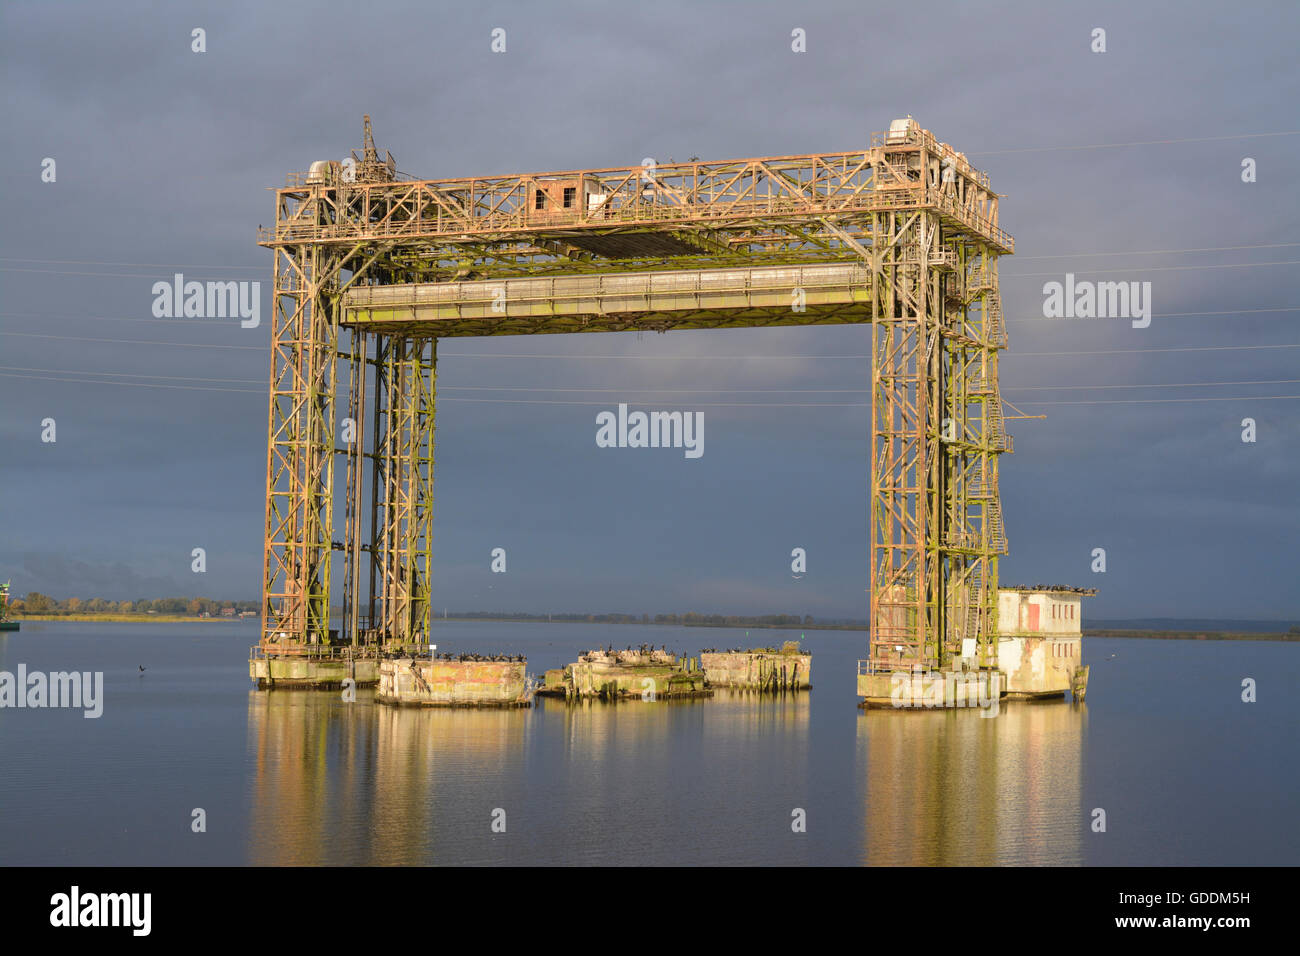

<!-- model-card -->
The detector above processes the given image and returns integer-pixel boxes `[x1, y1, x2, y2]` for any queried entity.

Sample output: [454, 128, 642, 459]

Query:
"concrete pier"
[377, 658, 531, 707]
[249, 645, 380, 689]
[540, 647, 710, 701]
[700, 645, 811, 691]
[858, 665, 1006, 712]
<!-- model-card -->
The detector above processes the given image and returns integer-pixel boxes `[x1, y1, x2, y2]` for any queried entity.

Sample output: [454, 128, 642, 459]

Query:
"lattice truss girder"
[259, 131, 1010, 284]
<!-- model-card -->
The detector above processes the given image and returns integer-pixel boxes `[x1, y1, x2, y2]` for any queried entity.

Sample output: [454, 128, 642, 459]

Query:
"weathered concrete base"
[857, 668, 1005, 711]
[377, 658, 531, 707]
[997, 635, 1082, 697]
[700, 648, 811, 690]
[541, 648, 711, 701]
[1004, 689, 1067, 700]
[249, 651, 379, 689]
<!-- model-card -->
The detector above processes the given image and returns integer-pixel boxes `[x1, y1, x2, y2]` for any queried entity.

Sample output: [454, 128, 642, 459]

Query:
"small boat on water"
[0, 581, 19, 631]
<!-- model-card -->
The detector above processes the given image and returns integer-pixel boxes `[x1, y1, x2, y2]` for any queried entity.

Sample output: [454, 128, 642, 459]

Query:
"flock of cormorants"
[434, 652, 526, 663]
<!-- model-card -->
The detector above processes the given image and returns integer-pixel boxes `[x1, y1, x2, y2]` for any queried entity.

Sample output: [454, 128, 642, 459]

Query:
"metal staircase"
[987, 497, 1008, 554]
[986, 292, 1007, 348]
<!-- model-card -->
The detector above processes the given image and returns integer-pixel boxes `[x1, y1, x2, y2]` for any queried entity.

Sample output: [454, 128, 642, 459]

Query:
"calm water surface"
[1, 621, 1295, 865]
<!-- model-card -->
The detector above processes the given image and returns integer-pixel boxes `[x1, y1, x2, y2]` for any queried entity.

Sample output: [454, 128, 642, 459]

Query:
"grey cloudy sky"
[1, 0, 1296, 621]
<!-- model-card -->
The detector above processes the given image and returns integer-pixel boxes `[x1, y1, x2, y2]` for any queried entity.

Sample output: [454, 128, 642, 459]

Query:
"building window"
[535, 190, 546, 210]
[563, 186, 576, 208]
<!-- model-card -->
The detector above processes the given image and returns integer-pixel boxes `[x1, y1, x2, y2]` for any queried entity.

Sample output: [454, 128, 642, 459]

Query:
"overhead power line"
[1004, 379, 1300, 391]
[0, 365, 264, 384]
[968, 130, 1300, 156]
[0, 331, 265, 350]
[0, 257, 264, 271]
[4, 361, 1297, 395]
[1002, 260, 1300, 278]
[1006, 307, 1300, 323]
[5, 304, 1295, 330]
[1015, 395, 1300, 406]
[4, 366, 1300, 408]
[5, 325, 1299, 360]
[0, 371, 262, 394]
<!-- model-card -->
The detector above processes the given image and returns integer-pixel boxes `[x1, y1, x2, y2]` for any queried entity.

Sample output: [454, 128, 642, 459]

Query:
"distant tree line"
[9, 598, 868, 627]
[11, 593, 259, 616]
[447, 611, 867, 627]
[450, 611, 647, 624]
[656, 613, 816, 627]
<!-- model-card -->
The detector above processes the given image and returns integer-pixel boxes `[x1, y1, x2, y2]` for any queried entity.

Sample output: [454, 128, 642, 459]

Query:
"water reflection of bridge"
[247, 688, 810, 865]
[247, 690, 530, 864]
[856, 702, 1085, 865]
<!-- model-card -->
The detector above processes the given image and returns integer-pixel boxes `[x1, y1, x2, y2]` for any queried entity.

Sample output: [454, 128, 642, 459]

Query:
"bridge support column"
[367, 335, 434, 653]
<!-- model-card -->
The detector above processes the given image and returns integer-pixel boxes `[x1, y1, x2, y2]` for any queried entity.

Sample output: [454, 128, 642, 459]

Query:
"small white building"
[997, 586, 1096, 698]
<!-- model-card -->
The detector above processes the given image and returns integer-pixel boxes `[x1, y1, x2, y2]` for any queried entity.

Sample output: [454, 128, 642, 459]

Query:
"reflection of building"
[998, 586, 1096, 698]
[856, 703, 1085, 864]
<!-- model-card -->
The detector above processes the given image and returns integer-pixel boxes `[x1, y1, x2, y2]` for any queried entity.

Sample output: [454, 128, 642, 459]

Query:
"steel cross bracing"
[256, 117, 1013, 674]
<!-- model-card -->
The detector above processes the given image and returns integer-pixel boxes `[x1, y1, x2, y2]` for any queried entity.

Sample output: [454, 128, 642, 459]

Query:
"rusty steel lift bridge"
[254, 116, 1014, 689]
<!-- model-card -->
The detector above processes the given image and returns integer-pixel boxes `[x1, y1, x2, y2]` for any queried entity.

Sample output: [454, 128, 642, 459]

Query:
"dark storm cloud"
[1, 0, 1296, 619]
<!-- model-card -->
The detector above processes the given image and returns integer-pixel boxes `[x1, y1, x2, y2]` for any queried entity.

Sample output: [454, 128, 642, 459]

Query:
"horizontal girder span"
[342, 262, 875, 336]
